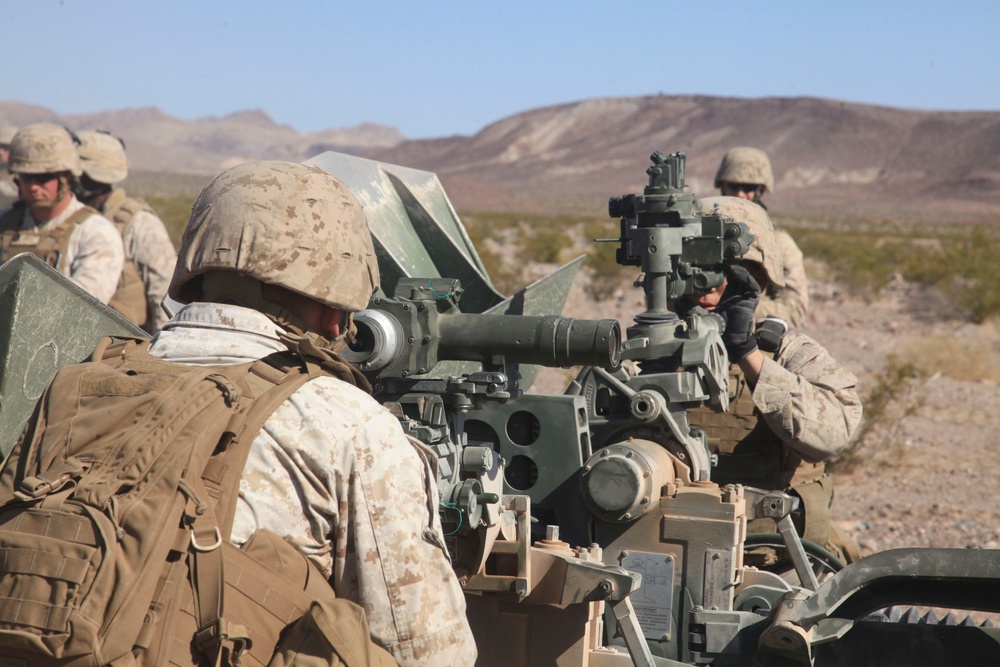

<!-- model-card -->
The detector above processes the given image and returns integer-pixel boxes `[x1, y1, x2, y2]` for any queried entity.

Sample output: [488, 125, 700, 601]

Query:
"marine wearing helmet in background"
[715, 146, 810, 327]
[0, 125, 18, 204]
[0, 123, 124, 304]
[150, 160, 477, 667]
[683, 196, 862, 565]
[76, 129, 177, 333]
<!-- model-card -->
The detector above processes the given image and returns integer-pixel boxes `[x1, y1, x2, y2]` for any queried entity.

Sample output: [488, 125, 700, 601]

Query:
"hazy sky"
[5, 1, 998, 138]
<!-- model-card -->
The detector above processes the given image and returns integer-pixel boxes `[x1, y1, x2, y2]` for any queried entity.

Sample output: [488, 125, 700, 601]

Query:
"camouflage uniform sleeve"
[233, 377, 477, 667]
[125, 209, 177, 333]
[750, 333, 862, 463]
[337, 405, 477, 667]
[68, 213, 125, 304]
[758, 228, 809, 327]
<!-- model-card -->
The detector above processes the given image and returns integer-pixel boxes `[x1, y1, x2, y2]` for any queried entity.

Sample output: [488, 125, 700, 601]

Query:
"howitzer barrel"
[346, 307, 622, 375]
[439, 314, 621, 369]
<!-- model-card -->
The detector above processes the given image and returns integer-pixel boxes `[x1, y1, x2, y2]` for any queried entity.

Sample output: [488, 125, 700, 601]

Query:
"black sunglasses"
[723, 182, 760, 194]
[17, 173, 60, 185]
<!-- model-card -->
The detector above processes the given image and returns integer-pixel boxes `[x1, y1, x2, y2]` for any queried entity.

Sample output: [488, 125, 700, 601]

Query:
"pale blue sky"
[4, 1, 998, 138]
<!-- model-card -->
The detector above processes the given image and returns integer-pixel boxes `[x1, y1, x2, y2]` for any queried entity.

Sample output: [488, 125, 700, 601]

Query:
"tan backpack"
[0, 336, 398, 667]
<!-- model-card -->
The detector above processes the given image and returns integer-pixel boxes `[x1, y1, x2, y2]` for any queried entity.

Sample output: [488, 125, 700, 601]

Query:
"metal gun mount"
[342, 276, 622, 582]
[576, 151, 755, 483]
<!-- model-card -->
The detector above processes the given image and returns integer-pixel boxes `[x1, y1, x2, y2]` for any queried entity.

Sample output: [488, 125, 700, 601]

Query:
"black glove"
[716, 265, 762, 361]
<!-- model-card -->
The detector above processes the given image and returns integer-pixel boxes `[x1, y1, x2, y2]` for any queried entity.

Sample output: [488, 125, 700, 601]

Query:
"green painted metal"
[0, 253, 145, 455]
[306, 150, 584, 390]
[305, 151, 505, 314]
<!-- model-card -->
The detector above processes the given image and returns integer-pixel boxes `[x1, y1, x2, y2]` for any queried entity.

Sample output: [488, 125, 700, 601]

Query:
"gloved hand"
[716, 264, 762, 362]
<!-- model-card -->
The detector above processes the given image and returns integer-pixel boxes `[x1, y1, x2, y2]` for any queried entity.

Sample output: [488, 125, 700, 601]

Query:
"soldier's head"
[691, 196, 784, 311]
[714, 147, 774, 205]
[169, 160, 379, 342]
[8, 123, 82, 219]
[0, 125, 17, 164]
[76, 130, 128, 209]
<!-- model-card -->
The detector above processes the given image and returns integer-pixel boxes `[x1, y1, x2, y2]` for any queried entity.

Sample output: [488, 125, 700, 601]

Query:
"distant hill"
[0, 100, 405, 175]
[364, 96, 1000, 222]
[3, 96, 999, 222]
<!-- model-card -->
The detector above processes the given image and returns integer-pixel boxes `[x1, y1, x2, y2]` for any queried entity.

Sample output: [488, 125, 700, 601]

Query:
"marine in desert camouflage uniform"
[76, 130, 177, 333]
[683, 196, 862, 564]
[716, 146, 810, 327]
[0, 123, 123, 304]
[149, 160, 477, 667]
[0, 125, 18, 205]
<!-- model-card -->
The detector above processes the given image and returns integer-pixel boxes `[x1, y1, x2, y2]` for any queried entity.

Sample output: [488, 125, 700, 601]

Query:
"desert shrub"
[522, 224, 570, 265]
[461, 212, 612, 295]
[933, 226, 1000, 322]
[896, 334, 1000, 383]
[832, 355, 927, 471]
[791, 221, 1000, 320]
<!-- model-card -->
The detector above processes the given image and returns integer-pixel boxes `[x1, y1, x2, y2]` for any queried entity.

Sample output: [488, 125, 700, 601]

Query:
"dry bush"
[896, 333, 1000, 383]
[832, 356, 927, 472]
[792, 221, 1000, 320]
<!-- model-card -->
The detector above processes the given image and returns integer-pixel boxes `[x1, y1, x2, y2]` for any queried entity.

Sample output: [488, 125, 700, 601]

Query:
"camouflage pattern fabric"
[2, 195, 124, 303]
[759, 228, 810, 327]
[102, 189, 177, 333]
[150, 302, 477, 667]
[752, 331, 861, 463]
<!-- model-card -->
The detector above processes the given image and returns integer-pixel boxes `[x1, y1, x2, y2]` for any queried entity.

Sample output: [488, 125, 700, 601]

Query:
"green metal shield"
[306, 150, 506, 314]
[306, 151, 584, 390]
[0, 253, 145, 455]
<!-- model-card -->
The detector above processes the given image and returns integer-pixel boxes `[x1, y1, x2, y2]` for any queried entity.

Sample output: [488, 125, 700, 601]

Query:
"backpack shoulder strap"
[210, 352, 322, 537]
[182, 352, 329, 664]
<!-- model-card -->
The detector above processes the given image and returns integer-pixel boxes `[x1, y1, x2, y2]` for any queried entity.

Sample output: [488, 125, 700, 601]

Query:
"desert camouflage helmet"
[0, 125, 17, 148]
[7, 123, 82, 176]
[76, 129, 128, 184]
[714, 146, 774, 193]
[701, 195, 784, 287]
[170, 160, 379, 312]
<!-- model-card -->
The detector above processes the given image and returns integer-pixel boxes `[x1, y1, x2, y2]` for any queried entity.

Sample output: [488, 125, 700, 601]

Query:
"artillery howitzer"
[2, 152, 999, 666]
[313, 150, 1000, 666]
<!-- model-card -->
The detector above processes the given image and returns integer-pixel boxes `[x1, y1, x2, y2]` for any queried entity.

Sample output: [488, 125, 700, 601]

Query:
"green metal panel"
[307, 151, 584, 391]
[306, 151, 505, 314]
[0, 253, 145, 455]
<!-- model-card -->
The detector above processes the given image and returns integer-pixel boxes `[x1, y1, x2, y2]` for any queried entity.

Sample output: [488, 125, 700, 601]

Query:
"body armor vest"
[102, 190, 149, 327]
[687, 356, 833, 548]
[0, 202, 146, 326]
[0, 203, 92, 270]
[687, 357, 825, 490]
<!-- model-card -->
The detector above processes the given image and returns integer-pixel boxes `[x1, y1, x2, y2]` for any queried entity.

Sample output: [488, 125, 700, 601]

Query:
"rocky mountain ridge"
[366, 95, 1000, 221]
[3, 95, 999, 222]
[0, 100, 404, 176]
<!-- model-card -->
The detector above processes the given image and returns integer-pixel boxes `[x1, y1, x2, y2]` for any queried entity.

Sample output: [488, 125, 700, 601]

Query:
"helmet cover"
[701, 195, 784, 287]
[170, 160, 380, 312]
[714, 146, 774, 193]
[77, 129, 128, 184]
[7, 123, 82, 176]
